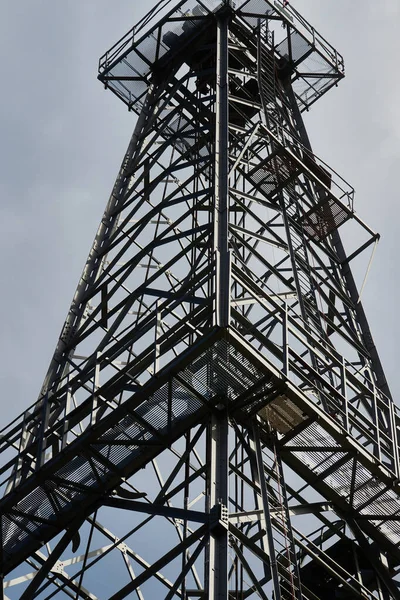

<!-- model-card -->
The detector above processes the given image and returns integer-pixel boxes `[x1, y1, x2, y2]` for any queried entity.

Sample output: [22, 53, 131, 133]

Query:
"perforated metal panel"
[302, 196, 351, 240]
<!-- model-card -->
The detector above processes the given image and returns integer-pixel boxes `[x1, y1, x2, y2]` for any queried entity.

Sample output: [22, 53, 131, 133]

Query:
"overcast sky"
[0, 0, 399, 426]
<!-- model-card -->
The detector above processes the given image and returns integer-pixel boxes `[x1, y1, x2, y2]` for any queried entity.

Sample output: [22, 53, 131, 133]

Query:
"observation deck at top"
[98, 0, 344, 113]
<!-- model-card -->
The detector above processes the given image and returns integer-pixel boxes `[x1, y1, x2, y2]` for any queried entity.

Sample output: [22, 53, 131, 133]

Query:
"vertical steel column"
[214, 10, 231, 328]
[209, 14, 230, 594]
[209, 17, 230, 592]
[208, 412, 229, 600]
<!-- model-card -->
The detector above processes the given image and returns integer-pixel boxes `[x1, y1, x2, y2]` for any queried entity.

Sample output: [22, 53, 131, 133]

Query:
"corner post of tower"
[209, 8, 231, 594]
[207, 410, 229, 600]
[214, 2, 231, 329]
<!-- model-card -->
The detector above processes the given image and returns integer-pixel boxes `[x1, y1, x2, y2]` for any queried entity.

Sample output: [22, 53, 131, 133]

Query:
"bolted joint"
[209, 502, 229, 535]
[214, 394, 228, 412]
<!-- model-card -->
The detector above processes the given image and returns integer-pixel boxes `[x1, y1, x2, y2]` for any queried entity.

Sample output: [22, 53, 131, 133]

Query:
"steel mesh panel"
[248, 165, 276, 195]
[185, 361, 214, 399]
[276, 30, 311, 64]
[302, 196, 351, 241]
[227, 348, 264, 384]
[10, 513, 40, 534]
[213, 351, 247, 397]
[241, 380, 278, 415]
[258, 43, 276, 106]
[3, 516, 17, 546]
[284, 421, 354, 496]
[20, 482, 73, 513]
[248, 152, 298, 198]
[352, 477, 387, 511]
[288, 420, 333, 448]
[110, 57, 144, 79]
[97, 441, 141, 468]
[294, 448, 343, 481]
[136, 386, 171, 429]
[292, 78, 309, 104]
[179, 344, 219, 397]
[237, 0, 269, 11]
[1, 368, 205, 560]
[134, 3, 211, 75]
[5, 334, 400, 569]
[183, 340, 265, 399]
[293, 64, 338, 108]
[134, 2, 214, 76]
[3, 485, 57, 552]
[376, 519, 400, 545]
[237, 0, 273, 29]
[359, 486, 399, 516]
[110, 52, 148, 79]
[102, 3, 215, 110]
[107, 416, 147, 442]
[281, 417, 400, 548]
[46, 481, 71, 509]
[134, 32, 160, 66]
[57, 454, 98, 486]
[167, 339, 267, 405]
[105, 75, 148, 110]
[326, 458, 370, 504]
[319, 456, 355, 498]
[323, 459, 356, 501]
[171, 377, 204, 417]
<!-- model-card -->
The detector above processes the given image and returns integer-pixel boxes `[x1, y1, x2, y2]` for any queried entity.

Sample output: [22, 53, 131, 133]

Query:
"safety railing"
[98, 0, 222, 76]
[231, 263, 400, 479]
[0, 266, 215, 498]
[2, 261, 396, 498]
[236, 0, 344, 74]
[257, 121, 355, 213]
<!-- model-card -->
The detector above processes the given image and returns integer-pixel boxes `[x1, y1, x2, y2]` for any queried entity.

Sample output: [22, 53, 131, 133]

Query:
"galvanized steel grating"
[302, 195, 351, 241]
[248, 151, 299, 199]
[0, 336, 272, 568]
[178, 339, 266, 401]
[280, 417, 400, 549]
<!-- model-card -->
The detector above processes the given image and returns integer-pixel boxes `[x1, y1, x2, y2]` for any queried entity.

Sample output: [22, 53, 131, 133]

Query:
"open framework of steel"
[1, 0, 400, 598]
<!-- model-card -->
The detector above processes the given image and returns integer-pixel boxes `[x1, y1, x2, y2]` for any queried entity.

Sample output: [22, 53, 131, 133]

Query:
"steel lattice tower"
[1, 0, 400, 598]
